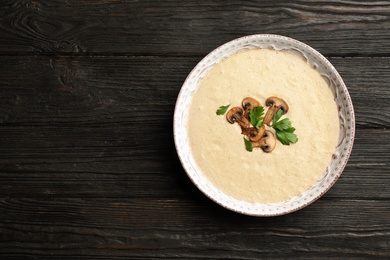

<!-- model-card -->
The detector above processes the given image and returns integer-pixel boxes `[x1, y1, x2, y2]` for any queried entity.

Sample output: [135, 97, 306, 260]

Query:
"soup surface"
[187, 49, 340, 203]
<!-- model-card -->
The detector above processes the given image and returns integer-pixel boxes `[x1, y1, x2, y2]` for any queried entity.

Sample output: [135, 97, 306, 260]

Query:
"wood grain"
[0, 198, 389, 258]
[1, 0, 390, 55]
[0, 56, 389, 128]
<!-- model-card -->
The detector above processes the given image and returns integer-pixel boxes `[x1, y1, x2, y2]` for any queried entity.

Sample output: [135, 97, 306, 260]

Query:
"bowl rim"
[173, 34, 355, 216]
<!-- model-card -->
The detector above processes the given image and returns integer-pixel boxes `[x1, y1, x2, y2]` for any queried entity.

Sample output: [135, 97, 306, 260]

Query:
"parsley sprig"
[249, 106, 264, 129]
[216, 104, 230, 115]
[243, 137, 253, 152]
[271, 110, 298, 145]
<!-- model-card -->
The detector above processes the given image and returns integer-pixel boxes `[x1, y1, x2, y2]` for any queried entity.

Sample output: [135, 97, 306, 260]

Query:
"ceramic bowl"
[173, 34, 355, 216]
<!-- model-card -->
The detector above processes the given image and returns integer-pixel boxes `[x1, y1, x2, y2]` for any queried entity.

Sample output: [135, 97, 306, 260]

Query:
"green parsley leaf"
[249, 106, 264, 129]
[273, 118, 293, 131]
[272, 110, 283, 125]
[243, 137, 253, 152]
[216, 104, 230, 115]
[276, 131, 298, 145]
[271, 111, 298, 145]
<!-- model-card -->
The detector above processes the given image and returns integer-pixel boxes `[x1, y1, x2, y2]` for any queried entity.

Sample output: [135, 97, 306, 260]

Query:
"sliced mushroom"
[226, 106, 250, 129]
[263, 96, 289, 125]
[241, 127, 255, 136]
[252, 130, 276, 153]
[241, 125, 265, 142]
[242, 97, 261, 119]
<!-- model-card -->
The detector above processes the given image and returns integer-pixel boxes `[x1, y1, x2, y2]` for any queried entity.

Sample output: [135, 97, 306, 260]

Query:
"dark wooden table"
[1, 1, 389, 259]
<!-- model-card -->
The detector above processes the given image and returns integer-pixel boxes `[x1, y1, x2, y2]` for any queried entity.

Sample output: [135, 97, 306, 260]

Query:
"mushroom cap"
[242, 97, 261, 112]
[265, 96, 289, 114]
[226, 106, 245, 124]
[258, 130, 276, 153]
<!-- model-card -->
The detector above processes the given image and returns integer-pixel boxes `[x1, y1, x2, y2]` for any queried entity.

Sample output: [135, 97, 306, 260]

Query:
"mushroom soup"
[187, 49, 340, 204]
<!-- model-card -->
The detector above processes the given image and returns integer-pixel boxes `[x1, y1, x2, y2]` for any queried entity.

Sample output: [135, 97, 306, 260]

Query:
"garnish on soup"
[226, 106, 250, 128]
[242, 97, 261, 120]
[216, 104, 230, 115]
[251, 130, 277, 153]
[249, 106, 264, 129]
[243, 137, 253, 152]
[218, 96, 298, 153]
[263, 96, 289, 125]
[272, 110, 298, 145]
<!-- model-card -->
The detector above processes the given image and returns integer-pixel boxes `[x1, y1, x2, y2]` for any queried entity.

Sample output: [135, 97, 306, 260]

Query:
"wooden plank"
[0, 198, 389, 258]
[1, 1, 390, 55]
[0, 56, 389, 128]
[332, 57, 390, 128]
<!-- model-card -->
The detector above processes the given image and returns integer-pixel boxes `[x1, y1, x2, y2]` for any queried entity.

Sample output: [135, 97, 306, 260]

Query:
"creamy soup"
[187, 49, 340, 204]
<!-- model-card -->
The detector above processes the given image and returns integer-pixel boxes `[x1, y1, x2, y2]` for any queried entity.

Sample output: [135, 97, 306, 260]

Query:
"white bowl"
[173, 34, 355, 216]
